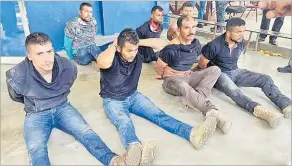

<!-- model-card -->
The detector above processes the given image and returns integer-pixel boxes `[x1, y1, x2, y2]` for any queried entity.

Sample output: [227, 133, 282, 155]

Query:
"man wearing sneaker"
[167, 1, 195, 41]
[97, 28, 217, 165]
[199, 18, 292, 128]
[64, 2, 110, 65]
[6, 32, 138, 166]
[156, 16, 232, 134]
[258, 9, 285, 46]
[136, 5, 164, 63]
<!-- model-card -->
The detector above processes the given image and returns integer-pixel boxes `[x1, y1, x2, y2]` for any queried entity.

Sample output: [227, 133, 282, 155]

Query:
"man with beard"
[6, 32, 138, 166]
[97, 28, 218, 165]
[199, 17, 292, 128]
[64, 2, 110, 66]
[136, 5, 164, 63]
[155, 16, 232, 134]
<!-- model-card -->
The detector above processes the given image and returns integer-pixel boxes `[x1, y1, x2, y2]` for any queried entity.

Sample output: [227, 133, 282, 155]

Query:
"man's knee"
[261, 74, 274, 85]
[205, 66, 221, 78]
[75, 57, 92, 65]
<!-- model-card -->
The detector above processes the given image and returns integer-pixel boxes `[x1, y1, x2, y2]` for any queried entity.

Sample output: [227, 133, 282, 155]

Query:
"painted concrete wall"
[1, 1, 169, 56]
[102, 1, 157, 35]
[25, 1, 103, 51]
[0, 1, 26, 56]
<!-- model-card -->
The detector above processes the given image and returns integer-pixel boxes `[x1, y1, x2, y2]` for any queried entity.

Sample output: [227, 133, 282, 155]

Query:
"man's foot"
[258, 37, 265, 42]
[206, 109, 232, 134]
[123, 143, 143, 165]
[140, 142, 157, 165]
[253, 105, 284, 128]
[282, 105, 292, 119]
[277, 65, 292, 73]
[197, 23, 204, 28]
[210, 26, 223, 33]
[269, 39, 278, 46]
[189, 117, 217, 150]
[110, 156, 126, 166]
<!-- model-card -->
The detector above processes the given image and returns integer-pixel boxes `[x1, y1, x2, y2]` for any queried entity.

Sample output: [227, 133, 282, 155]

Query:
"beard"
[80, 17, 90, 22]
[231, 37, 241, 43]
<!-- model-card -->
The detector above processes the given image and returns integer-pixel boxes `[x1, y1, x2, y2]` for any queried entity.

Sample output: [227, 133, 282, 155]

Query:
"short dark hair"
[25, 32, 52, 49]
[117, 28, 139, 47]
[181, 1, 194, 10]
[177, 16, 196, 28]
[80, 2, 92, 10]
[226, 17, 246, 31]
[151, 5, 163, 13]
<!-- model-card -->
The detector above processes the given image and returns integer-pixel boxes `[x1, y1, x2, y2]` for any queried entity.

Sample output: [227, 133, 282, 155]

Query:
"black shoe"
[210, 26, 223, 33]
[258, 37, 265, 42]
[197, 23, 204, 28]
[277, 65, 292, 73]
[269, 39, 278, 46]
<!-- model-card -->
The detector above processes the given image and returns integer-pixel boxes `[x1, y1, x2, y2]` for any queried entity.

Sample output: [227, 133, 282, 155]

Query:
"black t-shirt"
[99, 52, 143, 100]
[159, 39, 202, 71]
[136, 20, 163, 62]
[201, 33, 245, 72]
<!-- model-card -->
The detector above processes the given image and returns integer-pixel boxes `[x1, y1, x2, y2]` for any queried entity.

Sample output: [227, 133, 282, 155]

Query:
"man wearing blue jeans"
[97, 28, 217, 165]
[6, 32, 138, 166]
[196, 1, 206, 28]
[64, 2, 110, 66]
[199, 18, 292, 128]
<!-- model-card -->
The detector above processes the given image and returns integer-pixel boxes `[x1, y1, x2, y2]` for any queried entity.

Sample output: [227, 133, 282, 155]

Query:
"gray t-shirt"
[64, 17, 97, 49]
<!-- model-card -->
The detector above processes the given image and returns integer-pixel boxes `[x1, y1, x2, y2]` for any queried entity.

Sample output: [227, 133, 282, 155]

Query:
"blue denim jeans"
[24, 102, 116, 166]
[215, 68, 292, 112]
[198, 1, 206, 20]
[74, 42, 112, 65]
[102, 91, 193, 148]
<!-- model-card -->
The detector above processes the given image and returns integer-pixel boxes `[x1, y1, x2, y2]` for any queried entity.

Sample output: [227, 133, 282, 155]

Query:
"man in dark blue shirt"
[155, 16, 232, 134]
[136, 5, 164, 63]
[6, 32, 133, 166]
[200, 17, 292, 128]
[97, 28, 218, 164]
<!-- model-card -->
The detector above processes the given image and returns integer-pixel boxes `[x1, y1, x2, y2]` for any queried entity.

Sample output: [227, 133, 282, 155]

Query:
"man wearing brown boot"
[156, 16, 232, 134]
[199, 18, 292, 128]
[97, 28, 218, 165]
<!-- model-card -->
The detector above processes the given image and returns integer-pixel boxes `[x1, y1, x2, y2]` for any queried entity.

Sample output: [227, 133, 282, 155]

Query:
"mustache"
[187, 33, 195, 36]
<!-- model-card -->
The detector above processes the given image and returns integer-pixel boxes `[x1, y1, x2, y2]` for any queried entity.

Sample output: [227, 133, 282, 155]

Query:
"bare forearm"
[199, 56, 209, 69]
[96, 45, 116, 69]
[139, 38, 168, 50]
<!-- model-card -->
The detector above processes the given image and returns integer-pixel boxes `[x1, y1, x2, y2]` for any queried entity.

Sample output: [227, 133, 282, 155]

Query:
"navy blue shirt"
[136, 20, 163, 62]
[159, 39, 201, 71]
[201, 33, 245, 72]
[99, 52, 143, 100]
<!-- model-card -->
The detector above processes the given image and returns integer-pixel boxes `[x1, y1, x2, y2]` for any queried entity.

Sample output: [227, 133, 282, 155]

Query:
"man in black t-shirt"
[96, 28, 218, 165]
[136, 5, 164, 63]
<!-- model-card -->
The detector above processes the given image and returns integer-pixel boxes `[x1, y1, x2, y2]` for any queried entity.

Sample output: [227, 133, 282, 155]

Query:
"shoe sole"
[190, 117, 217, 150]
[270, 115, 284, 128]
[125, 143, 143, 165]
[140, 142, 157, 165]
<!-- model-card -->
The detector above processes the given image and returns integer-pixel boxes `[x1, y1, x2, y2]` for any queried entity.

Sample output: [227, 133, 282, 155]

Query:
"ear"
[117, 45, 121, 53]
[226, 31, 231, 37]
[27, 53, 32, 61]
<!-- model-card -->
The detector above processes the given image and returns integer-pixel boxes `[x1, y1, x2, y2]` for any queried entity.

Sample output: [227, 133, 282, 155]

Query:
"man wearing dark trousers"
[259, 9, 285, 46]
